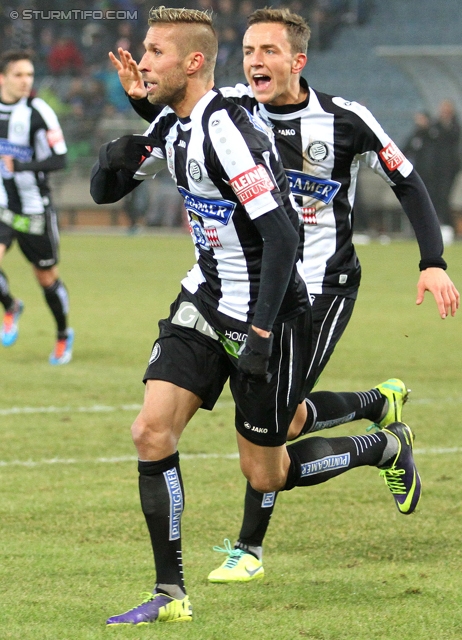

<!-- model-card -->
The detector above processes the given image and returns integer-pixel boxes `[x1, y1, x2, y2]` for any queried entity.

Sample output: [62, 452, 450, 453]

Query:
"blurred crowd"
[0, 0, 372, 228]
[403, 100, 461, 237]
[0, 0, 371, 167]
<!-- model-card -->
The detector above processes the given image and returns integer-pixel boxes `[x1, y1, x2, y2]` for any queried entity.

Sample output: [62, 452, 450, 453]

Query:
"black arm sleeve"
[128, 94, 163, 123]
[392, 169, 447, 270]
[90, 143, 140, 204]
[14, 153, 67, 173]
[251, 207, 300, 331]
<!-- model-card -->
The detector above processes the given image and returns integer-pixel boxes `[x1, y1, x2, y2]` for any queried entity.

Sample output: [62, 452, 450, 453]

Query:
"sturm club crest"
[188, 159, 202, 182]
[307, 141, 328, 162]
[149, 342, 161, 364]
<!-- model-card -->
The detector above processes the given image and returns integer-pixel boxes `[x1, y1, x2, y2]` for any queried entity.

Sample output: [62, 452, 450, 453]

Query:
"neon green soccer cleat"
[379, 422, 421, 515]
[368, 378, 409, 431]
[208, 539, 264, 583]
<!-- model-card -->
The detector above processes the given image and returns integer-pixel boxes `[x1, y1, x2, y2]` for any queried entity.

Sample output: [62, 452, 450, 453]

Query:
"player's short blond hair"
[247, 8, 311, 55]
[148, 6, 217, 79]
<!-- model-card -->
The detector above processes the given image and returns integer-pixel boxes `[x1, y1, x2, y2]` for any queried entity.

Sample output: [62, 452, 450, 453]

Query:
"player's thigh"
[231, 309, 311, 448]
[16, 209, 60, 269]
[306, 294, 355, 391]
[0, 222, 14, 260]
[138, 301, 230, 456]
[132, 379, 203, 459]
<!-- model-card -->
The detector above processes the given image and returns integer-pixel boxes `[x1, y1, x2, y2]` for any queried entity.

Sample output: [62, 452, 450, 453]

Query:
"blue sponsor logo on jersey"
[0, 138, 33, 162]
[285, 169, 341, 204]
[164, 468, 183, 541]
[300, 453, 350, 477]
[178, 186, 235, 225]
[189, 218, 209, 248]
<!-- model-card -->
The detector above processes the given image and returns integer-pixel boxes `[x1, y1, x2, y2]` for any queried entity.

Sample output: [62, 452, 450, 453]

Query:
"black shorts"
[0, 206, 60, 268]
[304, 293, 356, 393]
[144, 289, 312, 447]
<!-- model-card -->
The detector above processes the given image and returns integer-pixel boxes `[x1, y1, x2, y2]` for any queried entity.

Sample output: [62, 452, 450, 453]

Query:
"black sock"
[138, 452, 186, 594]
[285, 432, 389, 488]
[301, 388, 385, 435]
[43, 279, 69, 336]
[236, 482, 277, 553]
[0, 269, 14, 311]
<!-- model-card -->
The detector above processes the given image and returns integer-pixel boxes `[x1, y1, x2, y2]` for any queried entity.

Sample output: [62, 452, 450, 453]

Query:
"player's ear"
[291, 53, 307, 75]
[186, 51, 205, 76]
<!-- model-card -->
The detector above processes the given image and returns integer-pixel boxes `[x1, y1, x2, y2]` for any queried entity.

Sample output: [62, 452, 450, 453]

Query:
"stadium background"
[2, 0, 461, 237]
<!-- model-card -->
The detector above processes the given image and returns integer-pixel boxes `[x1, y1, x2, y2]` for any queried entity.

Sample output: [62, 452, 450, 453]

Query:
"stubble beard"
[146, 71, 188, 109]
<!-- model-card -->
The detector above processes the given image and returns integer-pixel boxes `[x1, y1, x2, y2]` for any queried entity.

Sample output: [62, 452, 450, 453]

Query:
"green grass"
[1, 234, 461, 639]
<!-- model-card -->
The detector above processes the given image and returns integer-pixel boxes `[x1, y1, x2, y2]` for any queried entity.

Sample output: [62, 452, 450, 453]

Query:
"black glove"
[237, 327, 273, 382]
[100, 135, 154, 173]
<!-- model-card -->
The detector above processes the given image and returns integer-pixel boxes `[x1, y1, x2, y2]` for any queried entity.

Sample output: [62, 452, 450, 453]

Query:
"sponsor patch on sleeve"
[229, 164, 275, 205]
[379, 141, 405, 171]
[46, 128, 64, 148]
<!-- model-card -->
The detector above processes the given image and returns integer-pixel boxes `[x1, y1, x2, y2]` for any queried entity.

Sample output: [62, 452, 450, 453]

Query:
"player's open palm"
[108, 48, 147, 99]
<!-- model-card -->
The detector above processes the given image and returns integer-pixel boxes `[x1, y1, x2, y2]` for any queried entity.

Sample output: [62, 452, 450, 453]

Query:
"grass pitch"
[0, 233, 461, 639]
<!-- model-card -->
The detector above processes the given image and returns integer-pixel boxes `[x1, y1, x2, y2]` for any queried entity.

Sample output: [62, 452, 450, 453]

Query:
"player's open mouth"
[145, 81, 158, 93]
[252, 74, 271, 90]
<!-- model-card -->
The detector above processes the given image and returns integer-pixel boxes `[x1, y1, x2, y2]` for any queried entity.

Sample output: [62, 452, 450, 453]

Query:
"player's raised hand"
[416, 267, 460, 318]
[108, 48, 147, 99]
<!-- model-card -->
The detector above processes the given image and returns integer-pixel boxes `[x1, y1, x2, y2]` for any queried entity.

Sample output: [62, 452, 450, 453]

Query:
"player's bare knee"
[242, 465, 286, 493]
[130, 416, 149, 448]
[131, 414, 176, 456]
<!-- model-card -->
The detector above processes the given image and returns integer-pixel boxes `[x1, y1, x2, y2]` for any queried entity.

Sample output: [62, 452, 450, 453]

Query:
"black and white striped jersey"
[92, 88, 308, 328]
[130, 79, 445, 296]
[222, 81, 445, 296]
[0, 96, 67, 215]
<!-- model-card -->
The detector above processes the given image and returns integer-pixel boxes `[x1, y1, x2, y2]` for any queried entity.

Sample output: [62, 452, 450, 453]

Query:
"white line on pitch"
[0, 404, 142, 416]
[0, 448, 460, 469]
[0, 453, 240, 468]
[0, 400, 236, 416]
[1, 397, 462, 417]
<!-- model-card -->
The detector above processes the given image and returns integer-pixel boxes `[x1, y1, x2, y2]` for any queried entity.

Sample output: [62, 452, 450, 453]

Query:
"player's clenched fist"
[99, 135, 153, 173]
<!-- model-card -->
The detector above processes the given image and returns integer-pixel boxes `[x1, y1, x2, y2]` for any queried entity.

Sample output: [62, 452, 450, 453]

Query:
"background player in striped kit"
[91, 6, 421, 626]
[0, 50, 73, 364]
[112, 7, 459, 582]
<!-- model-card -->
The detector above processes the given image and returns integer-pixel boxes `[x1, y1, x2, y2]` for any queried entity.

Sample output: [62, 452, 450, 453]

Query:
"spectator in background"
[94, 59, 131, 114]
[403, 111, 435, 196]
[235, 0, 256, 38]
[213, 0, 238, 33]
[47, 33, 84, 76]
[1, 5, 34, 52]
[115, 21, 134, 51]
[429, 100, 461, 239]
[34, 26, 54, 77]
[216, 26, 241, 70]
[82, 23, 114, 68]
[123, 180, 149, 234]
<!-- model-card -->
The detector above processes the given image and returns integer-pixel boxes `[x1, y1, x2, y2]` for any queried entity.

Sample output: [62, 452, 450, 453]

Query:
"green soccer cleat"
[379, 422, 421, 515]
[368, 378, 409, 431]
[208, 539, 264, 583]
